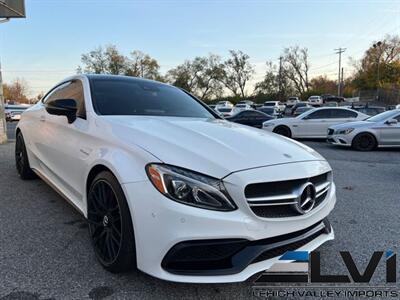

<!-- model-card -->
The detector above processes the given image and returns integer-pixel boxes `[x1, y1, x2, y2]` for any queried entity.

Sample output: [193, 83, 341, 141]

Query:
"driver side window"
[43, 80, 86, 119]
[306, 110, 330, 119]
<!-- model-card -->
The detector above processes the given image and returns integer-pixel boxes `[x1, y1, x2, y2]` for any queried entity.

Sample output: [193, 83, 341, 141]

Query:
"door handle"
[40, 116, 46, 122]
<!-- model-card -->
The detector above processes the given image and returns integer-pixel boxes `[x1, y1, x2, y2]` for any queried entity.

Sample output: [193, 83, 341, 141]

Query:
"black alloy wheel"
[87, 171, 136, 273]
[273, 126, 292, 138]
[15, 132, 37, 180]
[352, 133, 377, 151]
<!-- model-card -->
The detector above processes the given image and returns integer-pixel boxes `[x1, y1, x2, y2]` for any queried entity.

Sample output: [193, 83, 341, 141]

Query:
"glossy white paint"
[17, 75, 336, 283]
[263, 107, 369, 138]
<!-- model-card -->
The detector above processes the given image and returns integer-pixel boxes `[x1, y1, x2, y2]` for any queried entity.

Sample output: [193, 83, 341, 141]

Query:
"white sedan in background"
[232, 103, 252, 114]
[263, 107, 369, 138]
[308, 95, 323, 106]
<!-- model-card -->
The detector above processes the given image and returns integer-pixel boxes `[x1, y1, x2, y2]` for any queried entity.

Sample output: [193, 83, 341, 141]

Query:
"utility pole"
[341, 67, 344, 96]
[0, 19, 9, 144]
[373, 41, 382, 101]
[334, 48, 346, 97]
[278, 56, 283, 102]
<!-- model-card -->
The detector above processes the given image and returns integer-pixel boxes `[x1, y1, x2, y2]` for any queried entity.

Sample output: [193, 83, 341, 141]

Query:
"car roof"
[85, 74, 170, 86]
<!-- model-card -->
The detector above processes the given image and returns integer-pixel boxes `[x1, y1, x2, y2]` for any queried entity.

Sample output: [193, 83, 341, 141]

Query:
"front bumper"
[162, 219, 332, 276]
[327, 134, 352, 146]
[122, 160, 336, 283]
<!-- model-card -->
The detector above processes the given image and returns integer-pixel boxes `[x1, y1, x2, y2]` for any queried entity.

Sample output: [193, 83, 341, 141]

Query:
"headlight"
[146, 164, 237, 211]
[337, 128, 354, 135]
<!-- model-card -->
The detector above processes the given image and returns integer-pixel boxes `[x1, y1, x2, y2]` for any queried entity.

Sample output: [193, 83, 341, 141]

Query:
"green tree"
[352, 34, 400, 90]
[80, 45, 126, 75]
[166, 54, 224, 101]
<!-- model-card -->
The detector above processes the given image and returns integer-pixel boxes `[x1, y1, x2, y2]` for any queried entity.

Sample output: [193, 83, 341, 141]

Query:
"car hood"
[103, 116, 326, 178]
[330, 120, 372, 130]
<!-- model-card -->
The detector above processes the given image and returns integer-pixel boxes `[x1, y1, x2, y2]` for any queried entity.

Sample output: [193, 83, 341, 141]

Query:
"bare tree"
[192, 54, 224, 100]
[282, 46, 310, 95]
[221, 50, 254, 98]
[3, 78, 30, 103]
[125, 50, 161, 80]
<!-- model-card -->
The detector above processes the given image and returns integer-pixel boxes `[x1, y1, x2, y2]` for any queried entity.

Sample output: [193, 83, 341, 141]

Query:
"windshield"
[90, 77, 215, 118]
[236, 104, 246, 108]
[263, 102, 275, 106]
[366, 110, 398, 122]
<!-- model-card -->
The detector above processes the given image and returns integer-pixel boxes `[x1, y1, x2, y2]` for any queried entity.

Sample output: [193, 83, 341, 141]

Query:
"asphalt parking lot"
[0, 124, 399, 299]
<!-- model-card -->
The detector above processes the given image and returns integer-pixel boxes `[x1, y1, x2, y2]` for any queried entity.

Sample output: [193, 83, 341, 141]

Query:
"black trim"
[161, 219, 331, 276]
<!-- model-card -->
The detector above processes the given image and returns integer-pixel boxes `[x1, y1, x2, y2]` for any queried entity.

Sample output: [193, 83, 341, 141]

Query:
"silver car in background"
[327, 110, 400, 151]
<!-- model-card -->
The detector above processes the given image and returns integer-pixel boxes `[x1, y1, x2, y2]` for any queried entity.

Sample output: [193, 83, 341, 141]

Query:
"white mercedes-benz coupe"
[15, 75, 336, 283]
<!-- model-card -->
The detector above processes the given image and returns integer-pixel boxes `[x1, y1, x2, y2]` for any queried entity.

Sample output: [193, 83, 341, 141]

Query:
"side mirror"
[45, 99, 77, 124]
[386, 119, 398, 125]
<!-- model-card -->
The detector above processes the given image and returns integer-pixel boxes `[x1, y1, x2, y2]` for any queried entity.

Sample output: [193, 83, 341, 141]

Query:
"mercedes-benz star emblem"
[293, 182, 316, 215]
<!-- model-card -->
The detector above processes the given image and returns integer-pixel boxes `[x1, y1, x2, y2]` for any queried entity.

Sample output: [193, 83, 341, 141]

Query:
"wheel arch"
[86, 164, 114, 197]
[273, 124, 292, 137]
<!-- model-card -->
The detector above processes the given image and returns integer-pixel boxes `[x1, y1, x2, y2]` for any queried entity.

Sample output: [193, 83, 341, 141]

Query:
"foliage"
[74, 36, 400, 103]
[351, 35, 400, 90]
[80, 45, 161, 79]
[125, 50, 162, 80]
[166, 54, 225, 100]
[3, 78, 29, 103]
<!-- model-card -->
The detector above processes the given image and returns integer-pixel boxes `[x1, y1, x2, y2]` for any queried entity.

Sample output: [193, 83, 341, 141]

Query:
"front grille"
[245, 172, 331, 219]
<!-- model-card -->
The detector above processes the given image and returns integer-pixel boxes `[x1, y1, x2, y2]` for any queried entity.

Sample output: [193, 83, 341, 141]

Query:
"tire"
[273, 126, 292, 138]
[352, 133, 377, 151]
[15, 132, 37, 180]
[87, 171, 136, 273]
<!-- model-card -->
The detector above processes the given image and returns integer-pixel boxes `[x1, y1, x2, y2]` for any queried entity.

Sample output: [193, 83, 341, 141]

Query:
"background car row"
[209, 100, 399, 151]
[4, 104, 30, 122]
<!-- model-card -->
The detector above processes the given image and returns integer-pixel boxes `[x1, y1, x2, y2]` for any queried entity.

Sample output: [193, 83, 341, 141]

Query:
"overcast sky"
[0, 0, 399, 96]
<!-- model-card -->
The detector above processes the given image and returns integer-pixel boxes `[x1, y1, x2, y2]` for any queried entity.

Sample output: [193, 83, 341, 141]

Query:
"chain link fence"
[352, 88, 400, 106]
